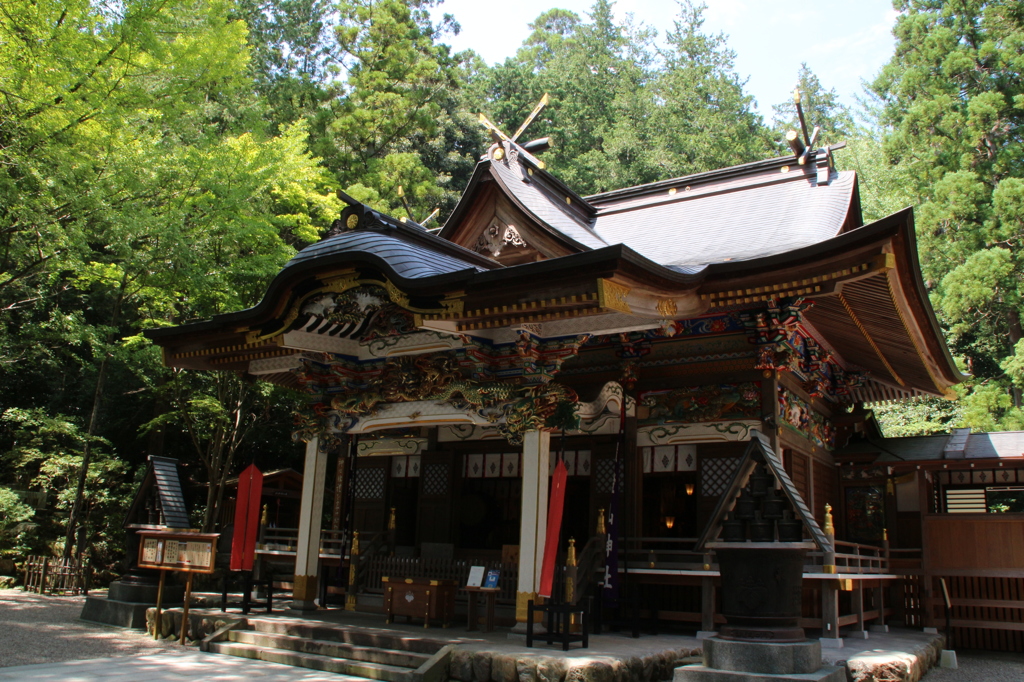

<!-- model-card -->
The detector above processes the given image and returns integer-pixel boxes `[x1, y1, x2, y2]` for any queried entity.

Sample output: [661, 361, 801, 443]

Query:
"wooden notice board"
[137, 530, 219, 574]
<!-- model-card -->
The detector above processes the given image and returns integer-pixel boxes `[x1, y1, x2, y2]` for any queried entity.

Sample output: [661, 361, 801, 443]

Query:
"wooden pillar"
[515, 429, 550, 627]
[855, 583, 867, 636]
[761, 370, 780, 450]
[331, 436, 349, 531]
[292, 437, 328, 611]
[700, 576, 716, 634]
[623, 408, 642, 540]
[821, 581, 841, 645]
[917, 469, 935, 628]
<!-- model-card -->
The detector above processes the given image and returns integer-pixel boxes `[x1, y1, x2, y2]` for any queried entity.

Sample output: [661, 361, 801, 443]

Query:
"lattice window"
[594, 458, 621, 494]
[354, 467, 385, 500]
[422, 462, 449, 496]
[701, 457, 740, 497]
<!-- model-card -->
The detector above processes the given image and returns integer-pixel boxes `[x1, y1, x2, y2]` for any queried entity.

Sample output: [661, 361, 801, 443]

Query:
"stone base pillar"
[675, 638, 845, 682]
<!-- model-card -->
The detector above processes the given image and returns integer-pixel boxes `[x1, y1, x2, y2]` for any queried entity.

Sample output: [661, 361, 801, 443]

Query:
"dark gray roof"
[287, 229, 490, 280]
[152, 456, 191, 528]
[125, 456, 190, 529]
[839, 432, 1024, 462]
[591, 167, 857, 274]
[449, 144, 858, 274]
[489, 153, 608, 251]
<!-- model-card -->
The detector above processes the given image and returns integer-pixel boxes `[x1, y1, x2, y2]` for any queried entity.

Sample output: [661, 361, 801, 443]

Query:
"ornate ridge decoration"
[777, 386, 836, 450]
[475, 218, 528, 257]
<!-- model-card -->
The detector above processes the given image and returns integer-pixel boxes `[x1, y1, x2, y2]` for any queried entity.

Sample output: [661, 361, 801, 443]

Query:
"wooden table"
[382, 576, 457, 628]
[463, 586, 500, 632]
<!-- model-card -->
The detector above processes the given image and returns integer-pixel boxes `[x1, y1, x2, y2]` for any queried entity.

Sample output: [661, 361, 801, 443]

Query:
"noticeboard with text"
[137, 530, 219, 573]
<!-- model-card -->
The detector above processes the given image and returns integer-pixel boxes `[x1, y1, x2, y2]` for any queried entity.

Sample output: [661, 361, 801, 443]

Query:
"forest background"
[1, 0, 1022, 574]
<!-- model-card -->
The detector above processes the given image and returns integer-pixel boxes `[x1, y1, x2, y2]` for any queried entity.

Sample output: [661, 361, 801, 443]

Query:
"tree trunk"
[1009, 309, 1022, 408]
[64, 276, 127, 558]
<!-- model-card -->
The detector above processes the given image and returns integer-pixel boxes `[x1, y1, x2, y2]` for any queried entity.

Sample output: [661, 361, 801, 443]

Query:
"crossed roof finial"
[478, 94, 552, 156]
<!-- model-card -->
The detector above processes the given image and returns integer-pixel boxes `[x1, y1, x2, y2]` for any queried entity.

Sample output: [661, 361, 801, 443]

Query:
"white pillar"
[292, 437, 328, 611]
[515, 429, 550, 625]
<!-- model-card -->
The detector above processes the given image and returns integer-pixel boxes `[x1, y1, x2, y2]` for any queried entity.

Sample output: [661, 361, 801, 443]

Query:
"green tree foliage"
[871, 0, 1024, 430]
[0, 0, 336, 565]
[475, 0, 773, 195]
[236, 0, 484, 221]
[772, 63, 855, 150]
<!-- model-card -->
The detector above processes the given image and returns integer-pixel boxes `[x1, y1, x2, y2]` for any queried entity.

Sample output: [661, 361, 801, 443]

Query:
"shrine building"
[145, 127, 975, 635]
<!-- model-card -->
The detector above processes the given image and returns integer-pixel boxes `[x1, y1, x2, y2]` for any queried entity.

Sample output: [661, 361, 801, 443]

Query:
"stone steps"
[229, 629, 432, 669]
[205, 619, 454, 681]
[208, 640, 414, 680]
[249, 619, 452, 655]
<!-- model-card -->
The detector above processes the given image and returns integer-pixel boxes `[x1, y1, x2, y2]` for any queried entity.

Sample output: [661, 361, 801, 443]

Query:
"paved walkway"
[0, 651, 364, 681]
[3, 588, 1023, 681]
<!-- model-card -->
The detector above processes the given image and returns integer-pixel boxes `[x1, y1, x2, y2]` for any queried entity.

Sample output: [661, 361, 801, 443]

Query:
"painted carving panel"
[639, 382, 761, 425]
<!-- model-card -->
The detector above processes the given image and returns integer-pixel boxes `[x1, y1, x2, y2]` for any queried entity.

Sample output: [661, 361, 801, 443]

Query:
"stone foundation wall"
[839, 635, 944, 682]
[144, 607, 242, 644]
[449, 647, 700, 682]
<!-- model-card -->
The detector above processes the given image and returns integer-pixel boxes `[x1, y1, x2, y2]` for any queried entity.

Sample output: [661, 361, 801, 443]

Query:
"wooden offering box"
[382, 576, 457, 628]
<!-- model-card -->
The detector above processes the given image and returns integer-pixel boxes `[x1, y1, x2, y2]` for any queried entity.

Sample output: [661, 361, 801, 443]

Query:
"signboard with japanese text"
[137, 530, 219, 573]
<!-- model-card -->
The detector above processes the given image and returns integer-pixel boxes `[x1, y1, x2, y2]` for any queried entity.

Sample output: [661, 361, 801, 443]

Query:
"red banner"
[538, 458, 568, 598]
[230, 464, 263, 571]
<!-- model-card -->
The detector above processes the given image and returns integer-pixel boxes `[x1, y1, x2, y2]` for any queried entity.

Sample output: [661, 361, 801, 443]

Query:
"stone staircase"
[205, 619, 455, 681]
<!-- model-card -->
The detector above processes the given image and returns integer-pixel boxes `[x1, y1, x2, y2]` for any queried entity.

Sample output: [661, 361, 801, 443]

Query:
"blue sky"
[430, 0, 899, 120]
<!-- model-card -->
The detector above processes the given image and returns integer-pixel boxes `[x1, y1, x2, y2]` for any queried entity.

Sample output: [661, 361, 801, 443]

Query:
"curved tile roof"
[286, 228, 491, 280]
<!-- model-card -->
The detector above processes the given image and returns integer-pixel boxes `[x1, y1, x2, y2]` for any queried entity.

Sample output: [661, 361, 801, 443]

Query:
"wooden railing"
[618, 537, 705, 570]
[257, 527, 347, 556]
[806, 540, 890, 574]
[23, 556, 89, 595]
[568, 534, 606, 604]
[617, 537, 895, 575]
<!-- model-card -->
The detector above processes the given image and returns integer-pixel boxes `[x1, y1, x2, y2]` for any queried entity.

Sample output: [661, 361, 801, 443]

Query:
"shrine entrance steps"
[205, 619, 455, 681]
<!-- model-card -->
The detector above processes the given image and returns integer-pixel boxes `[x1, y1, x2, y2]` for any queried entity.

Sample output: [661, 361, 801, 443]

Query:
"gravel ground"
[920, 650, 1024, 682]
[0, 589, 171, 668]
[3, 588, 1024, 681]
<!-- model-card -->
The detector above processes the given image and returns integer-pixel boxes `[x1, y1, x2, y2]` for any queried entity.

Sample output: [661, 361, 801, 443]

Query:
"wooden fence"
[22, 556, 89, 596]
[920, 514, 1024, 652]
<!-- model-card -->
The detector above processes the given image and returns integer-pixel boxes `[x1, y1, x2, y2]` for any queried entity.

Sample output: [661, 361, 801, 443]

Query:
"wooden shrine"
[143, 98, 992, 640]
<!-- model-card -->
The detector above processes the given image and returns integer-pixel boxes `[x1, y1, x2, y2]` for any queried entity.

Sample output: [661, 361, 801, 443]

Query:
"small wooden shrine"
[145, 104, 966, 633]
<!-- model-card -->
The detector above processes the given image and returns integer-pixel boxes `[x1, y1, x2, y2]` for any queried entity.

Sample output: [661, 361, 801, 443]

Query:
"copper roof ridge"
[594, 165, 842, 219]
[585, 146, 843, 205]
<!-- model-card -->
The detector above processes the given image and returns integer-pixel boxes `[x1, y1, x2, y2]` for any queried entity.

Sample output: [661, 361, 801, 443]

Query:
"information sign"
[136, 530, 220, 645]
[137, 530, 218, 573]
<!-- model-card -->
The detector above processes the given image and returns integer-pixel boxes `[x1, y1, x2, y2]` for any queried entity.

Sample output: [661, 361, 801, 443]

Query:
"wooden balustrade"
[257, 527, 347, 555]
